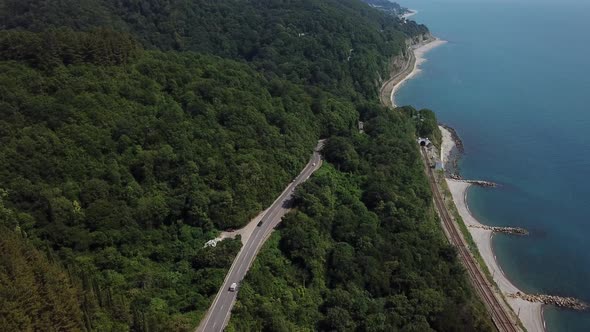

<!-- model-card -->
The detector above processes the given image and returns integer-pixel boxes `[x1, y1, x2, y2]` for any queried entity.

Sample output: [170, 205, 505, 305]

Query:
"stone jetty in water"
[468, 224, 528, 235]
[508, 292, 588, 311]
[464, 180, 497, 187]
[449, 175, 498, 187]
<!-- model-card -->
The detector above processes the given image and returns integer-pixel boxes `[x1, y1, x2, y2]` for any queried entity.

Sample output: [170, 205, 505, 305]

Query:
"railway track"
[421, 148, 520, 332]
[379, 47, 415, 107]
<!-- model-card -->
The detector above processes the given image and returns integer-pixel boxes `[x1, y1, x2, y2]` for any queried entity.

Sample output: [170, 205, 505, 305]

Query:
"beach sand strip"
[440, 126, 544, 332]
[390, 38, 447, 107]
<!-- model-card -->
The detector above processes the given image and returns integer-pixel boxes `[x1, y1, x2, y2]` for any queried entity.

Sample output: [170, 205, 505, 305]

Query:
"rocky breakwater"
[465, 180, 497, 187]
[449, 175, 498, 188]
[468, 224, 528, 235]
[508, 292, 589, 311]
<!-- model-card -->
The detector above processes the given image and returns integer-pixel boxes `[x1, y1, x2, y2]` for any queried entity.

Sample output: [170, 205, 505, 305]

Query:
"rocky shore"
[439, 124, 463, 176]
[440, 124, 464, 153]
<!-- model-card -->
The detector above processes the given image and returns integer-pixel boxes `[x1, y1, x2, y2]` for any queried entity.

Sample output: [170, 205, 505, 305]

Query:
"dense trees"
[0, 50, 333, 329]
[0, 28, 140, 68]
[1, 0, 428, 100]
[0, 0, 490, 330]
[0, 194, 84, 331]
[229, 107, 494, 331]
[401, 106, 442, 147]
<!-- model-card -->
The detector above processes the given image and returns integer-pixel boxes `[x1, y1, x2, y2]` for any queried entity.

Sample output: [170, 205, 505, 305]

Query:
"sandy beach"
[391, 39, 447, 107]
[440, 126, 545, 332]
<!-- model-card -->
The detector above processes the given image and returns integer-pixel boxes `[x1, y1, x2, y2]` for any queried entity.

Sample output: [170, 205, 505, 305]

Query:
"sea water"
[395, 0, 590, 330]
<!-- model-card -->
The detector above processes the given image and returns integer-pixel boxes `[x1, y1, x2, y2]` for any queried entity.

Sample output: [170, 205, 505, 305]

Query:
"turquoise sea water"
[395, 0, 590, 330]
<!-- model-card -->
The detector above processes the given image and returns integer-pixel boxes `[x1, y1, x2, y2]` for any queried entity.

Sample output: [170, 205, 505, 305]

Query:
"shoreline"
[440, 126, 545, 332]
[439, 123, 463, 176]
[391, 38, 447, 107]
[401, 9, 418, 19]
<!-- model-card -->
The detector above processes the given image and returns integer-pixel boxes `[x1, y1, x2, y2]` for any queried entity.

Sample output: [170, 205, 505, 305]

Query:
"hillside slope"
[228, 107, 494, 331]
[0, 1, 491, 331]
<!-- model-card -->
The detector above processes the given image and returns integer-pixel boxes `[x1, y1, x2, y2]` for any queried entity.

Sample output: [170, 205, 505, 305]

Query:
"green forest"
[228, 107, 493, 331]
[0, 0, 491, 331]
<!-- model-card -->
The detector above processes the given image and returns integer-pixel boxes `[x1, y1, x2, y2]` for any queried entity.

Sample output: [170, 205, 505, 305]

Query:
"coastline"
[391, 38, 447, 107]
[401, 9, 418, 19]
[440, 126, 545, 332]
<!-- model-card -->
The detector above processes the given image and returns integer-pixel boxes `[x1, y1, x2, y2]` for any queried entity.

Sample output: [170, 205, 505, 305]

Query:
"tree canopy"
[229, 107, 494, 331]
[0, 0, 490, 331]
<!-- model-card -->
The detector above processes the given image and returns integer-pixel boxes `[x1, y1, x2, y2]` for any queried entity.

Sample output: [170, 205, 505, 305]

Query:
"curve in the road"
[196, 141, 324, 332]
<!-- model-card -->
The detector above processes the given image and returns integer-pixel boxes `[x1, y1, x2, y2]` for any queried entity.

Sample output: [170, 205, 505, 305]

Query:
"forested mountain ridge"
[1, 0, 429, 99]
[0, 0, 491, 331]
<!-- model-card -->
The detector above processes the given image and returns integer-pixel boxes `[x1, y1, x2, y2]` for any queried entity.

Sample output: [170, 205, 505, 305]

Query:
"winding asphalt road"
[196, 140, 324, 332]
